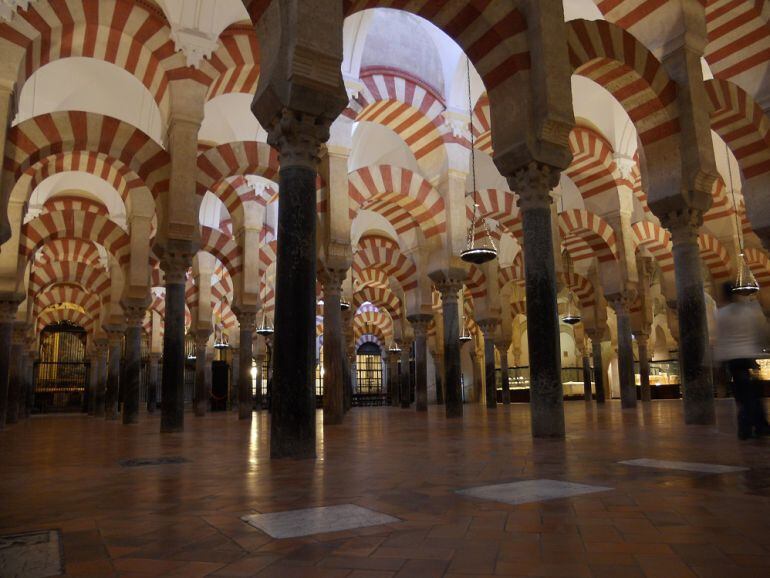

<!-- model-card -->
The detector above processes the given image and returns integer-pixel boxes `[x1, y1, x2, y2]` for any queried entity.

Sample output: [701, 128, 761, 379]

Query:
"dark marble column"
[0, 298, 21, 429]
[87, 353, 98, 415]
[400, 341, 412, 409]
[230, 349, 240, 410]
[496, 341, 511, 405]
[254, 353, 264, 409]
[17, 352, 28, 419]
[510, 164, 564, 437]
[234, 309, 257, 421]
[582, 351, 592, 402]
[433, 279, 464, 418]
[123, 305, 145, 424]
[147, 353, 159, 413]
[478, 320, 499, 409]
[342, 311, 354, 413]
[193, 334, 210, 417]
[434, 350, 444, 405]
[636, 333, 652, 402]
[387, 349, 400, 406]
[320, 269, 347, 425]
[94, 339, 108, 418]
[663, 209, 715, 424]
[408, 315, 431, 412]
[588, 333, 606, 404]
[160, 249, 191, 433]
[611, 296, 636, 409]
[6, 332, 23, 424]
[23, 351, 35, 418]
[104, 332, 123, 420]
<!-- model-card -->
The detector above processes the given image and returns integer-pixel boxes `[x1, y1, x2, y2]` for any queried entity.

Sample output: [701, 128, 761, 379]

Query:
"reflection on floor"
[618, 458, 750, 474]
[457, 479, 613, 506]
[242, 505, 400, 539]
[1, 399, 769, 577]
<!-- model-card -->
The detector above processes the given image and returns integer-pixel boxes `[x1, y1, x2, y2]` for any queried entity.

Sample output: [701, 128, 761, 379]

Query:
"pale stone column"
[433, 279, 464, 418]
[105, 330, 124, 420]
[495, 340, 511, 404]
[636, 333, 652, 402]
[122, 303, 145, 424]
[193, 332, 210, 417]
[408, 315, 432, 412]
[6, 327, 24, 424]
[95, 340, 109, 418]
[320, 268, 347, 425]
[147, 353, 160, 413]
[610, 294, 637, 409]
[510, 163, 564, 437]
[399, 340, 413, 409]
[342, 310, 354, 413]
[234, 308, 257, 420]
[662, 209, 715, 424]
[0, 297, 21, 429]
[478, 320, 499, 409]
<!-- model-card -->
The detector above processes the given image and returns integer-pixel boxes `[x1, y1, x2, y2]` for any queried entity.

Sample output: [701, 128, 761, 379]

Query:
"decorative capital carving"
[476, 318, 499, 337]
[607, 291, 636, 315]
[510, 162, 560, 212]
[433, 279, 464, 303]
[194, 331, 210, 349]
[318, 267, 347, 294]
[122, 299, 149, 328]
[494, 339, 511, 353]
[267, 109, 331, 169]
[634, 332, 649, 347]
[407, 314, 432, 336]
[0, 295, 22, 324]
[660, 207, 703, 245]
[233, 305, 258, 333]
[159, 249, 193, 285]
[105, 328, 124, 346]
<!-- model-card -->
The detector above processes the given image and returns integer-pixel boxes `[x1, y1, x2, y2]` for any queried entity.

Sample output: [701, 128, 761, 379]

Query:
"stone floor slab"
[618, 458, 749, 474]
[242, 504, 400, 539]
[0, 530, 63, 578]
[456, 479, 613, 506]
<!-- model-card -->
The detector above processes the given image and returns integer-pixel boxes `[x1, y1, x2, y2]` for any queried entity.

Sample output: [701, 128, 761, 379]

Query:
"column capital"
[194, 331, 210, 348]
[494, 339, 511, 353]
[607, 291, 636, 314]
[234, 306, 258, 332]
[268, 109, 332, 170]
[407, 314, 432, 336]
[476, 318, 499, 337]
[660, 207, 703, 245]
[94, 339, 109, 355]
[634, 332, 649, 347]
[509, 161, 560, 211]
[105, 327, 125, 346]
[585, 328, 605, 343]
[159, 251, 193, 284]
[318, 267, 347, 293]
[122, 299, 149, 328]
[0, 294, 23, 323]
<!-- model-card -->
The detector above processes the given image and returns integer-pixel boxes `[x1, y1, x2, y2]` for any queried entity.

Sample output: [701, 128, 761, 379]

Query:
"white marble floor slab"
[0, 530, 63, 578]
[456, 479, 613, 506]
[242, 504, 400, 539]
[619, 458, 749, 474]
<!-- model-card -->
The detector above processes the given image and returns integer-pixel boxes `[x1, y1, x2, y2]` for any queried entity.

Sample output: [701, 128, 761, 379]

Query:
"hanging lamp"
[726, 142, 759, 296]
[561, 250, 582, 325]
[459, 322, 473, 342]
[388, 341, 401, 354]
[340, 298, 351, 311]
[460, 56, 497, 265]
[213, 310, 230, 349]
[256, 311, 275, 336]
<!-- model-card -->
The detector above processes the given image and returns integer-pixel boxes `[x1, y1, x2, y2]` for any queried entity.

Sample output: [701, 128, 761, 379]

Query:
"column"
[160, 250, 192, 433]
[6, 329, 23, 425]
[193, 333, 209, 417]
[610, 295, 636, 409]
[408, 315, 431, 412]
[123, 305, 145, 424]
[434, 279, 464, 418]
[254, 352, 265, 409]
[96, 342, 108, 417]
[17, 352, 28, 419]
[478, 320, 499, 409]
[582, 350, 592, 402]
[496, 340, 511, 405]
[636, 333, 652, 402]
[268, 113, 330, 459]
[510, 163, 564, 437]
[147, 353, 160, 413]
[234, 308, 257, 420]
[0, 298, 20, 429]
[434, 350, 444, 405]
[23, 350, 35, 418]
[230, 349, 240, 411]
[342, 311, 354, 413]
[320, 269, 347, 424]
[591, 337, 606, 404]
[388, 349, 400, 406]
[86, 353, 97, 415]
[104, 331, 123, 420]
[400, 341, 412, 409]
[663, 209, 715, 424]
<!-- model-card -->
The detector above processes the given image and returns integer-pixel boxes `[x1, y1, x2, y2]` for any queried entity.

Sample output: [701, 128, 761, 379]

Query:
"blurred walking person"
[715, 282, 770, 439]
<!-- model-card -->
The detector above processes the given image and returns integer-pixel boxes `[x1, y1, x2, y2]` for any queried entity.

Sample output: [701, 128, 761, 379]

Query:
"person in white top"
[714, 282, 770, 439]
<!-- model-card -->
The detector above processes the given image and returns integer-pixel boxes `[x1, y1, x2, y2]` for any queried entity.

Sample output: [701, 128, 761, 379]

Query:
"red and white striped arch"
[562, 270, 595, 309]
[498, 256, 524, 291]
[566, 127, 621, 200]
[744, 247, 770, 286]
[355, 269, 391, 294]
[353, 234, 418, 292]
[196, 141, 279, 196]
[704, 1, 770, 83]
[29, 261, 111, 301]
[41, 196, 109, 218]
[353, 284, 402, 321]
[704, 177, 735, 223]
[34, 284, 101, 318]
[471, 189, 522, 239]
[37, 306, 94, 333]
[149, 288, 192, 330]
[349, 165, 446, 242]
[36, 238, 103, 269]
[21, 210, 130, 265]
[343, 1, 530, 92]
[205, 26, 260, 101]
[200, 226, 243, 279]
[558, 209, 618, 263]
[355, 333, 384, 351]
[353, 308, 393, 343]
[5, 112, 169, 200]
[697, 233, 732, 282]
[631, 220, 674, 273]
[567, 19, 679, 146]
[471, 92, 492, 154]
[466, 264, 487, 300]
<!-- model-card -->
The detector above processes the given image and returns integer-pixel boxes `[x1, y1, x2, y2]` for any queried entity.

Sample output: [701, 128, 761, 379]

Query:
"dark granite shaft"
[105, 340, 121, 420]
[194, 343, 207, 417]
[147, 354, 158, 413]
[484, 337, 496, 409]
[615, 307, 636, 409]
[322, 283, 344, 425]
[498, 345, 511, 404]
[388, 353, 399, 406]
[238, 328, 253, 420]
[582, 353, 592, 402]
[94, 348, 108, 418]
[6, 342, 22, 424]
[414, 333, 428, 412]
[638, 337, 651, 402]
[123, 326, 141, 424]
[87, 356, 97, 415]
[270, 165, 317, 459]
[441, 294, 462, 418]
[592, 339, 606, 403]
[161, 280, 186, 433]
[0, 322, 12, 429]
[400, 346, 411, 409]
[520, 204, 564, 437]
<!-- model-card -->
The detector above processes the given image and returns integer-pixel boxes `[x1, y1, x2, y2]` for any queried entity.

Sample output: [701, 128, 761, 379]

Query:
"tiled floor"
[1, 399, 770, 577]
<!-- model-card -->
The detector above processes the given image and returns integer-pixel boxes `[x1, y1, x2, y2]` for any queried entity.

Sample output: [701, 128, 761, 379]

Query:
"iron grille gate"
[34, 323, 89, 413]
